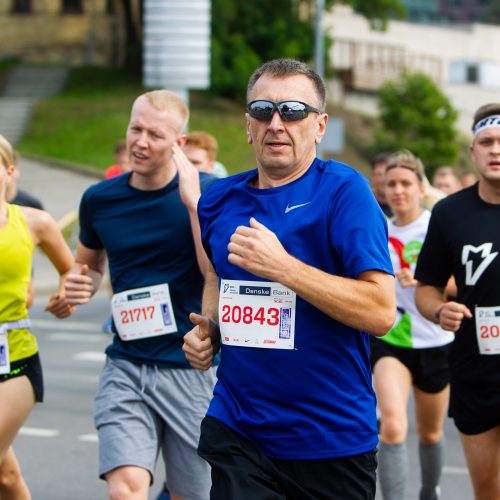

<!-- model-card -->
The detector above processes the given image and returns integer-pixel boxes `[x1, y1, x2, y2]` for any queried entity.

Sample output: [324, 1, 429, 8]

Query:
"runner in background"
[460, 170, 478, 189]
[63, 90, 217, 500]
[432, 166, 462, 195]
[371, 150, 454, 500]
[415, 103, 500, 500]
[0, 133, 74, 499]
[183, 131, 228, 178]
[370, 152, 393, 217]
[103, 140, 131, 180]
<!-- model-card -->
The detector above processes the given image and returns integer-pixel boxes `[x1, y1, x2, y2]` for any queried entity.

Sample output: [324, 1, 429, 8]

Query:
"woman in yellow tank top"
[0, 134, 74, 499]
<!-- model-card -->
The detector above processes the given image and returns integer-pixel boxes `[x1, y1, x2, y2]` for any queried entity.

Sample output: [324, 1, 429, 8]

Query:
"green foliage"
[373, 72, 459, 178]
[210, 0, 405, 99]
[347, 0, 406, 28]
[211, 0, 314, 99]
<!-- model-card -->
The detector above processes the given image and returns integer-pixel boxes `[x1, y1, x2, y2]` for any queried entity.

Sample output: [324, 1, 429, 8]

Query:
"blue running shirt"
[79, 172, 218, 368]
[198, 158, 393, 459]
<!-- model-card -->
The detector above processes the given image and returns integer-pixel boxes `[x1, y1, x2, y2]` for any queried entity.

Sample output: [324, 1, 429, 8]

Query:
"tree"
[481, 0, 500, 25]
[112, 0, 143, 72]
[373, 72, 459, 177]
[211, 0, 406, 99]
[114, 0, 405, 97]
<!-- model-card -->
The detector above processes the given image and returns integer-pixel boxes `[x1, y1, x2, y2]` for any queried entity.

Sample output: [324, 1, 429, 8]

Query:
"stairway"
[0, 66, 69, 145]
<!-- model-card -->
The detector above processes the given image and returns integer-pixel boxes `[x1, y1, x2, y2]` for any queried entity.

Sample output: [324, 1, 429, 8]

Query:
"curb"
[22, 153, 102, 179]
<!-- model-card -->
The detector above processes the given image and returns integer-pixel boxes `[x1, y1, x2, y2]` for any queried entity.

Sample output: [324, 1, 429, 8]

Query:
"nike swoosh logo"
[285, 202, 311, 214]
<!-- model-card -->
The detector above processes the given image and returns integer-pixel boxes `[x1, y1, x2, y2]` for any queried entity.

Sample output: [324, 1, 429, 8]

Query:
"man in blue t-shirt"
[183, 58, 396, 500]
[63, 90, 217, 500]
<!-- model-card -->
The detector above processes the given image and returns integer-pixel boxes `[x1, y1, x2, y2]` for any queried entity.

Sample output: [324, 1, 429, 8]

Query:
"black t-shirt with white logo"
[415, 184, 500, 394]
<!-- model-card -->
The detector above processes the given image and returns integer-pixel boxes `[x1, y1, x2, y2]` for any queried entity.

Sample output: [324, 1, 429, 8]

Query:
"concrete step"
[0, 97, 35, 145]
[3, 66, 69, 98]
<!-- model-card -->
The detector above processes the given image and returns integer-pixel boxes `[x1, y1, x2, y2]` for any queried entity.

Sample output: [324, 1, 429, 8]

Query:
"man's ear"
[177, 135, 187, 148]
[315, 114, 329, 145]
[246, 114, 253, 144]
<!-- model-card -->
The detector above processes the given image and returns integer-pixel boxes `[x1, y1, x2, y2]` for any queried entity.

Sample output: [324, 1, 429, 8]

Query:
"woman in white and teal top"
[371, 150, 454, 500]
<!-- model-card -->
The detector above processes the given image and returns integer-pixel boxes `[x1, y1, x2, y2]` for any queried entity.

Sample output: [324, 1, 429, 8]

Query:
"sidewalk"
[18, 156, 99, 295]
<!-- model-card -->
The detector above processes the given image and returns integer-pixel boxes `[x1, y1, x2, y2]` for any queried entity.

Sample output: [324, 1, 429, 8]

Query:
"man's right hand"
[64, 264, 94, 305]
[183, 312, 220, 370]
[438, 301, 472, 332]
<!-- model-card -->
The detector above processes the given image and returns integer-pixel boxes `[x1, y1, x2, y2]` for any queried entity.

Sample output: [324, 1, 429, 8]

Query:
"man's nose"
[267, 110, 285, 130]
[136, 131, 148, 146]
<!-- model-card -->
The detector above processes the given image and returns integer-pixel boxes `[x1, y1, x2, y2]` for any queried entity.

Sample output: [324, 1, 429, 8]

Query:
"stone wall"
[0, 0, 126, 65]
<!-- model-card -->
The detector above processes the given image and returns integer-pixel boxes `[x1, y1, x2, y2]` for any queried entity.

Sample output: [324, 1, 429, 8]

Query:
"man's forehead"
[249, 73, 317, 102]
[476, 128, 500, 140]
[129, 99, 182, 131]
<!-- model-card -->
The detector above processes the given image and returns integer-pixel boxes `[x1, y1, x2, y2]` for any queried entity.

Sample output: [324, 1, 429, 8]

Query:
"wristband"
[433, 304, 444, 324]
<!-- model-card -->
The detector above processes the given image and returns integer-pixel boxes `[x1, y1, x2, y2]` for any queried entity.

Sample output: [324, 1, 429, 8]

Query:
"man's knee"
[106, 466, 150, 500]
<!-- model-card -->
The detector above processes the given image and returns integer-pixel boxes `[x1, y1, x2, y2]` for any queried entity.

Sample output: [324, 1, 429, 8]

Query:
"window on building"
[62, 0, 83, 14]
[12, 0, 32, 13]
[107, 0, 116, 14]
[466, 64, 479, 83]
[448, 0, 462, 5]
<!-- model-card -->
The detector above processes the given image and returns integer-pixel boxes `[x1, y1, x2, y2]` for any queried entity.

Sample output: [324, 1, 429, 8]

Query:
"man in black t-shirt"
[415, 103, 500, 500]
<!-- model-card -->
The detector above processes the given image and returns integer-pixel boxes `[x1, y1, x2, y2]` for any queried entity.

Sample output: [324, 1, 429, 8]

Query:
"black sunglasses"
[246, 100, 320, 122]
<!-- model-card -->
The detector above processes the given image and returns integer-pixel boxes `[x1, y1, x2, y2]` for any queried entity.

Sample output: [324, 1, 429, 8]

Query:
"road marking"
[443, 465, 469, 475]
[19, 427, 60, 438]
[44, 371, 99, 384]
[46, 332, 107, 342]
[31, 318, 100, 332]
[73, 351, 106, 362]
[78, 434, 99, 443]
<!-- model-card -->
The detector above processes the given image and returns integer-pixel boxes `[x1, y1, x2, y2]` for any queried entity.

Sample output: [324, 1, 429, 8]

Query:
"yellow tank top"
[0, 203, 36, 362]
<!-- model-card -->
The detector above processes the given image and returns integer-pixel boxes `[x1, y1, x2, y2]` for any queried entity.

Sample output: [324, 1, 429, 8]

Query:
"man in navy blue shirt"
[184, 58, 396, 500]
[63, 90, 216, 500]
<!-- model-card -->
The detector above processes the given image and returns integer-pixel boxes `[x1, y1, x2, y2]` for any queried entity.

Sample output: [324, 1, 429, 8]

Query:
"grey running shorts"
[94, 356, 216, 500]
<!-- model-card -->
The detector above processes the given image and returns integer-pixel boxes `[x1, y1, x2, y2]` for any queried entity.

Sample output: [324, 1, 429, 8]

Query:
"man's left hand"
[45, 294, 75, 318]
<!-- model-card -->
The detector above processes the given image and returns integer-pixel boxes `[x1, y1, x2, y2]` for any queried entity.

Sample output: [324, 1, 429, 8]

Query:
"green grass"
[18, 66, 257, 175]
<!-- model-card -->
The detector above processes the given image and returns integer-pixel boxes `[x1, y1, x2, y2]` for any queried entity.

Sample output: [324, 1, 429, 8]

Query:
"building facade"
[438, 0, 491, 23]
[400, 0, 492, 24]
[0, 0, 140, 66]
[325, 5, 500, 134]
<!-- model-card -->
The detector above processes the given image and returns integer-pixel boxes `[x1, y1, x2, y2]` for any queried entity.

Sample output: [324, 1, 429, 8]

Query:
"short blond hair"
[0, 134, 14, 170]
[139, 90, 189, 132]
[385, 149, 425, 182]
[185, 131, 218, 162]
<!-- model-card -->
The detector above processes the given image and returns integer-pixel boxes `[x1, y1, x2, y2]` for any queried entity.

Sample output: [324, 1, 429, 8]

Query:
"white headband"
[473, 114, 500, 137]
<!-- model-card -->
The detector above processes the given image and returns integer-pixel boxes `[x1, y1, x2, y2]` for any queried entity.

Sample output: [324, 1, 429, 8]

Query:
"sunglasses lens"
[278, 101, 308, 121]
[248, 101, 275, 121]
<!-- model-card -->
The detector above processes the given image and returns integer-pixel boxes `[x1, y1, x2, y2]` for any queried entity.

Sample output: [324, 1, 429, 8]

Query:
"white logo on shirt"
[285, 202, 311, 214]
[462, 243, 498, 286]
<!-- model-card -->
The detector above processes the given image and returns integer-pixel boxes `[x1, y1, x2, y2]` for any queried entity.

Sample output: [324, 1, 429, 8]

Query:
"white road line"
[46, 332, 107, 342]
[44, 371, 99, 384]
[31, 318, 101, 332]
[443, 465, 469, 475]
[73, 351, 107, 362]
[78, 434, 99, 443]
[19, 427, 60, 438]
